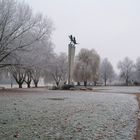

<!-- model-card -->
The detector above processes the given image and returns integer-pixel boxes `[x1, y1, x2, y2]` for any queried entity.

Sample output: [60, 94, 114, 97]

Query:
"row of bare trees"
[73, 50, 140, 86]
[0, 0, 54, 88]
[99, 57, 140, 86]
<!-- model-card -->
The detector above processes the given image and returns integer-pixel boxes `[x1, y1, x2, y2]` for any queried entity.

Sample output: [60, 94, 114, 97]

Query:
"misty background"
[23, 0, 140, 72]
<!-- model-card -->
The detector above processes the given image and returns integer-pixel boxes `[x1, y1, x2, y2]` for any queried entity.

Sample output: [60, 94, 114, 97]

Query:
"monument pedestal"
[68, 43, 75, 85]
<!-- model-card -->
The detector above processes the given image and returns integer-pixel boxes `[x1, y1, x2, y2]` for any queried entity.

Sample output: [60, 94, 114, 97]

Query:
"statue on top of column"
[69, 35, 78, 45]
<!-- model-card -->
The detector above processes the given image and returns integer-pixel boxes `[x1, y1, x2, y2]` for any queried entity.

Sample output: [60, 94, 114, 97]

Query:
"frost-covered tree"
[118, 57, 134, 86]
[44, 52, 68, 87]
[8, 36, 54, 88]
[134, 57, 140, 84]
[0, 0, 53, 68]
[73, 48, 100, 86]
[30, 40, 54, 87]
[100, 58, 115, 86]
[9, 56, 26, 88]
[0, 0, 54, 88]
[24, 68, 32, 88]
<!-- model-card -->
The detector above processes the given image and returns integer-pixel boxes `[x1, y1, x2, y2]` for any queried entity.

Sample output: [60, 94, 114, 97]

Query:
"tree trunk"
[126, 79, 128, 86]
[19, 83, 22, 88]
[77, 81, 80, 86]
[56, 82, 59, 87]
[34, 83, 38, 88]
[84, 81, 87, 87]
[105, 79, 107, 86]
[35, 83, 38, 87]
[27, 83, 31, 88]
[94, 81, 97, 86]
[33, 79, 39, 88]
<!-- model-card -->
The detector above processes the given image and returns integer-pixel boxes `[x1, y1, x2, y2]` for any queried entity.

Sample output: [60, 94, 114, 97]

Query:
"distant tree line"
[74, 54, 140, 87]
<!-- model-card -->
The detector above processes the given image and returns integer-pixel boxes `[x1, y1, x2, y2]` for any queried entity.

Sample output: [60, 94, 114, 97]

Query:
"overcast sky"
[23, 0, 140, 71]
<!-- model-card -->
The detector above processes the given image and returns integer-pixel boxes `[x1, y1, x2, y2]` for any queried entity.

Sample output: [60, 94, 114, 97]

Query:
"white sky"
[22, 0, 140, 71]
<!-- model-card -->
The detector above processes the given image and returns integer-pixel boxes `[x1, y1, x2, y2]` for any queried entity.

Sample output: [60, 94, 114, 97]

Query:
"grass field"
[0, 87, 139, 140]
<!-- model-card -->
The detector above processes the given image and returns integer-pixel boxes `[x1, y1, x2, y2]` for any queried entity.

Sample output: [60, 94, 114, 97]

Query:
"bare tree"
[118, 57, 134, 86]
[100, 58, 115, 86]
[0, 0, 53, 68]
[8, 35, 54, 88]
[73, 48, 100, 86]
[31, 67, 41, 88]
[45, 53, 68, 87]
[134, 57, 140, 84]
[11, 67, 26, 88]
[0, 0, 54, 88]
[28, 40, 54, 88]
[10, 56, 26, 88]
[24, 68, 32, 88]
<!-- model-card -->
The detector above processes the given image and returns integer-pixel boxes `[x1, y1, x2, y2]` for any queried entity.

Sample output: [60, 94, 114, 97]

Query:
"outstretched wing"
[73, 37, 78, 44]
[69, 35, 73, 42]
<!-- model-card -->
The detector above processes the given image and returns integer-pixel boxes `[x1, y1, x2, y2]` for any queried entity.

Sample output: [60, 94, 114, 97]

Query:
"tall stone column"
[68, 43, 75, 84]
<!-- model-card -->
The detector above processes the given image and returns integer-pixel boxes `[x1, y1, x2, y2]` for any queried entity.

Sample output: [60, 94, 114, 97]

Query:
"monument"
[68, 35, 78, 84]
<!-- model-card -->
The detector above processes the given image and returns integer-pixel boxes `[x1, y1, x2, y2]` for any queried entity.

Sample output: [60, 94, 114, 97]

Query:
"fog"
[23, 0, 140, 71]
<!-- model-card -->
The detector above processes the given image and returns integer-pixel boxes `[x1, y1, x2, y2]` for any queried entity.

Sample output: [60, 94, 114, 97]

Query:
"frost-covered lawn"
[0, 88, 139, 140]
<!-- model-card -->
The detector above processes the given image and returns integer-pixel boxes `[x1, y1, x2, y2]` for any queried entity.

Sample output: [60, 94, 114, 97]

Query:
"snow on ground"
[0, 88, 139, 140]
